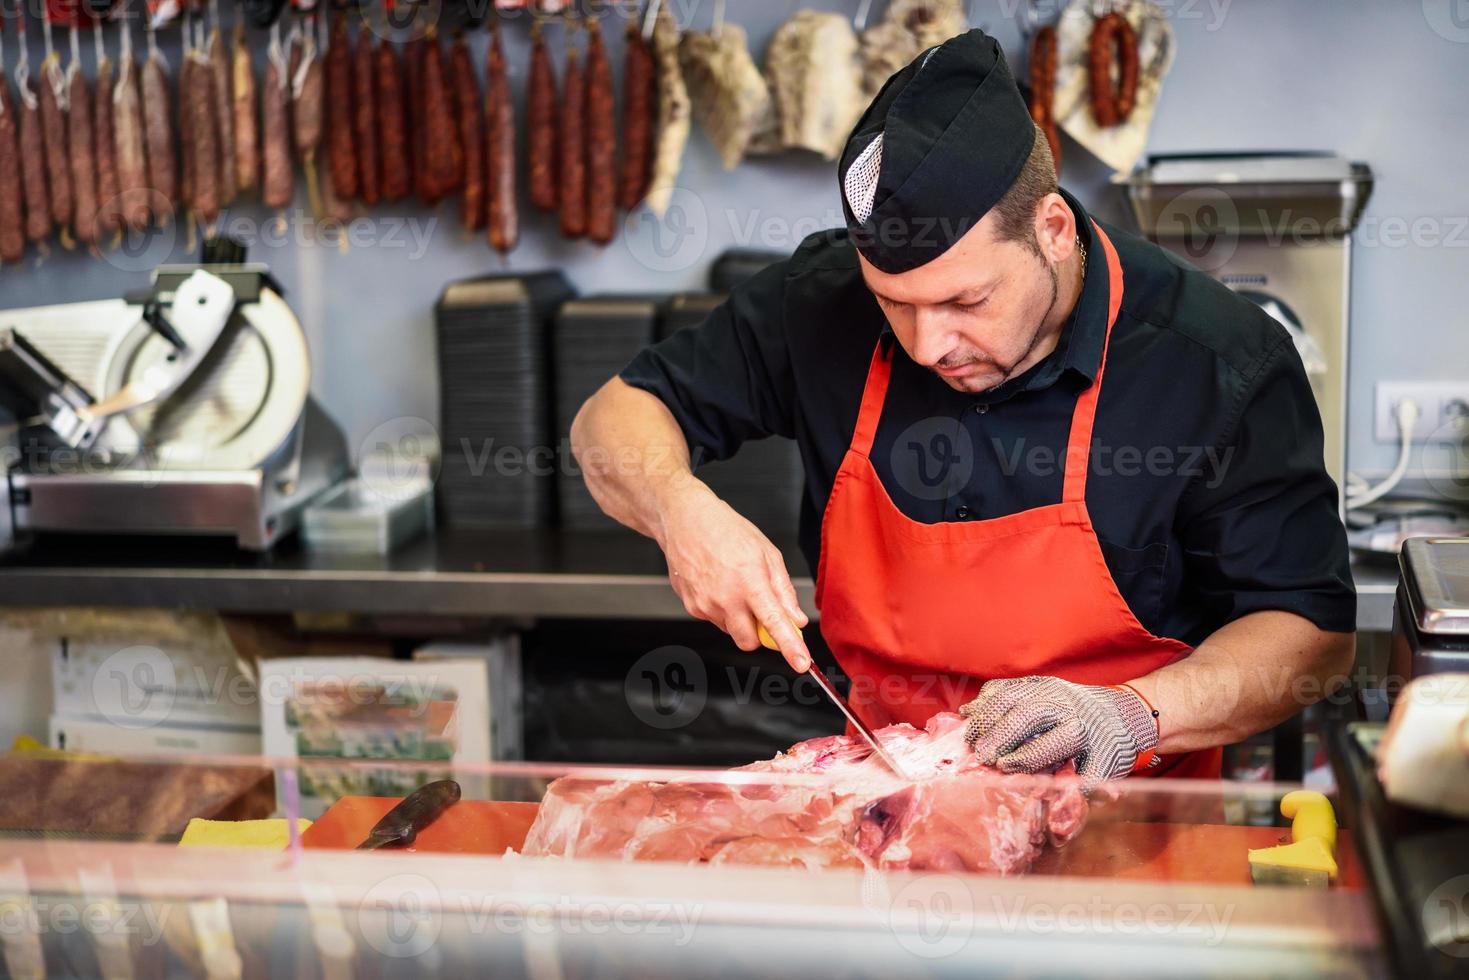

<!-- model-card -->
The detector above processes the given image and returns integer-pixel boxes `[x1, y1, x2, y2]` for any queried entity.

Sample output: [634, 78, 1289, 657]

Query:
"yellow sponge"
[179, 818, 313, 850]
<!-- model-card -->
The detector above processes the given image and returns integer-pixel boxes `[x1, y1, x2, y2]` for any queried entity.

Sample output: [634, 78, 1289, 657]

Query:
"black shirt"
[620, 190, 1357, 644]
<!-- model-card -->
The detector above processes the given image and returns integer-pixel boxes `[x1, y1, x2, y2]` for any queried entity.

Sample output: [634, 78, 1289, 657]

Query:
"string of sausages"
[0, 2, 695, 267]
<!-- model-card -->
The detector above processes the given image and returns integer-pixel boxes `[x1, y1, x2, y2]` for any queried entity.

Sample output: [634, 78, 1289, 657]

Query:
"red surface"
[301, 796, 539, 854]
[812, 221, 1220, 779]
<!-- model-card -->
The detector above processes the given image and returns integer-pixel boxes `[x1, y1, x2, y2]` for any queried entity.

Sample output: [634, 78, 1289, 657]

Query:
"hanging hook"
[640, 0, 660, 40]
[853, 0, 875, 32]
[711, 0, 725, 39]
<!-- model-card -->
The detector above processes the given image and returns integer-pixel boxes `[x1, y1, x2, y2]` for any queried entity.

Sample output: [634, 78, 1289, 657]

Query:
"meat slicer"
[0, 257, 349, 553]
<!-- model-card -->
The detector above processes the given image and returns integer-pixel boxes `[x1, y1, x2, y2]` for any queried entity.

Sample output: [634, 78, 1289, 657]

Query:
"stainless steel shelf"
[0, 527, 1393, 630]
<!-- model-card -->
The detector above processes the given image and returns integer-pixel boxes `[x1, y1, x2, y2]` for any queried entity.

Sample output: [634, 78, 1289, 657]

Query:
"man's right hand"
[656, 474, 812, 672]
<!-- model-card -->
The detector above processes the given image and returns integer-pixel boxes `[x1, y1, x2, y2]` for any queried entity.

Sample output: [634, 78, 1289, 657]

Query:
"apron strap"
[1062, 220, 1125, 504]
[850, 337, 894, 457]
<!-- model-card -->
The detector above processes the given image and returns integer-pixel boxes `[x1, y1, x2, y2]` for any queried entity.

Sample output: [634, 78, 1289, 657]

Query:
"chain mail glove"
[959, 676, 1160, 780]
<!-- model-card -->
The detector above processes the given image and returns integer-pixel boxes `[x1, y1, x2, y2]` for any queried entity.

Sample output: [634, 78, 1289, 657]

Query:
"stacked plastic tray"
[434, 272, 574, 528]
[551, 296, 661, 529]
[659, 293, 805, 539]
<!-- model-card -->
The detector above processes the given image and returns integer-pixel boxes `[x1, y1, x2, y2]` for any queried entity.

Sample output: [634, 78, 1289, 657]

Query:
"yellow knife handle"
[1280, 790, 1337, 852]
[757, 623, 797, 651]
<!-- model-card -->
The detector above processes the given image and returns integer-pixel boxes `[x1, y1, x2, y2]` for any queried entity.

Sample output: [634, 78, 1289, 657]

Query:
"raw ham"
[522, 712, 1087, 875]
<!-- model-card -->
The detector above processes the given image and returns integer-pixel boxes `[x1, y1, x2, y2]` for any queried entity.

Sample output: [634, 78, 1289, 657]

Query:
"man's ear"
[1033, 192, 1078, 263]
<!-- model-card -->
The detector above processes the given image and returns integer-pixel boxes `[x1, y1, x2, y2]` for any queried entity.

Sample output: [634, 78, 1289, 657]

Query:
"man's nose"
[910, 307, 957, 367]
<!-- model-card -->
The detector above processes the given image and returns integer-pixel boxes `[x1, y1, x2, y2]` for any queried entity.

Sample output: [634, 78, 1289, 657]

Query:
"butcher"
[572, 29, 1356, 780]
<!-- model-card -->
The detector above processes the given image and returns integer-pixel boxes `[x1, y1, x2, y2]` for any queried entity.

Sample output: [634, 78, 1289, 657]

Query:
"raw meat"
[522, 712, 1087, 876]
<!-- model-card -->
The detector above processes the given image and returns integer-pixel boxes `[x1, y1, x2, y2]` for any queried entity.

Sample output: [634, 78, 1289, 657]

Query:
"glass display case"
[0, 748, 1382, 979]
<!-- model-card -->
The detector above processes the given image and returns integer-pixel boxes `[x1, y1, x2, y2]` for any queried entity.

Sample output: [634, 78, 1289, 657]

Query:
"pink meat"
[522, 712, 1087, 875]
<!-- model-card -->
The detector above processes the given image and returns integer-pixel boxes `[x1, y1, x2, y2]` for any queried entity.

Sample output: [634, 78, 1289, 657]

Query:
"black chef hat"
[839, 29, 1035, 274]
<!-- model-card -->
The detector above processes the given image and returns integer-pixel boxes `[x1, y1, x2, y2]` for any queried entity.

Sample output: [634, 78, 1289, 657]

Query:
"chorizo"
[0, 72, 24, 262]
[17, 71, 51, 244]
[142, 46, 177, 218]
[616, 17, 653, 212]
[188, 49, 221, 223]
[1088, 12, 1138, 128]
[178, 49, 195, 212]
[557, 27, 585, 238]
[353, 30, 379, 205]
[584, 17, 615, 245]
[376, 40, 409, 201]
[325, 14, 357, 200]
[67, 51, 99, 245]
[232, 24, 258, 194]
[449, 36, 483, 230]
[209, 27, 236, 206]
[261, 31, 294, 209]
[113, 50, 151, 230]
[407, 34, 429, 201]
[484, 26, 516, 253]
[420, 34, 460, 201]
[39, 53, 72, 233]
[1029, 24, 1060, 172]
[93, 45, 121, 238]
[527, 21, 556, 212]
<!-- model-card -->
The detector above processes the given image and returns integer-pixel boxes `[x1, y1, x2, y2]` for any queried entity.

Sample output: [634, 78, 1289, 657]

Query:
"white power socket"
[1375, 381, 1469, 443]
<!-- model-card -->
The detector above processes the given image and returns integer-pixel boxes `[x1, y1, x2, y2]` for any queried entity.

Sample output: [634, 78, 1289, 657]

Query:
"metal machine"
[0, 255, 349, 553]
[1123, 153, 1375, 490]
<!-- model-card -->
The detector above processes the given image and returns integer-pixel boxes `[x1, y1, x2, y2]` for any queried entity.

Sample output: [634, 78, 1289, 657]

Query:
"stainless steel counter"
[0, 527, 1395, 629]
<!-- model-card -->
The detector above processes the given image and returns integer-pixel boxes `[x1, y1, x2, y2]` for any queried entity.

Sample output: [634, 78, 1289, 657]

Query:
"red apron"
[814, 221, 1220, 779]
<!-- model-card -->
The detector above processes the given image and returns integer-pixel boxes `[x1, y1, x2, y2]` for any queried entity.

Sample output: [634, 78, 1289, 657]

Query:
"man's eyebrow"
[870, 282, 993, 306]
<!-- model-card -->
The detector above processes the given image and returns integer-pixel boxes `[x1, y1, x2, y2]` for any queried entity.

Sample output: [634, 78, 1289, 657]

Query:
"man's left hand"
[959, 676, 1159, 780]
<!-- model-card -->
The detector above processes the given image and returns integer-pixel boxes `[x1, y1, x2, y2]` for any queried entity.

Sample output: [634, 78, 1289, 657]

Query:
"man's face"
[858, 207, 1066, 394]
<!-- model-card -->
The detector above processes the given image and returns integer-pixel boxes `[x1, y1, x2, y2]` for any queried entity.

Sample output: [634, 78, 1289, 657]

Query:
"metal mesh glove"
[959, 676, 1159, 780]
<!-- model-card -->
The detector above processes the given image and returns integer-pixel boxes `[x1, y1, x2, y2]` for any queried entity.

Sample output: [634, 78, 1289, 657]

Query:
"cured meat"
[232, 24, 258, 194]
[857, 0, 966, 99]
[352, 28, 379, 205]
[420, 34, 461, 201]
[208, 27, 236, 206]
[616, 17, 653, 210]
[757, 11, 864, 161]
[523, 712, 1088, 875]
[325, 15, 357, 200]
[1030, 25, 1061, 173]
[449, 36, 483, 230]
[557, 27, 586, 238]
[406, 35, 428, 201]
[0, 70, 24, 262]
[142, 45, 177, 218]
[112, 47, 150, 230]
[261, 29, 293, 209]
[93, 41, 121, 238]
[292, 27, 325, 216]
[17, 71, 51, 244]
[526, 22, 556, 211]
[484, 27, 516, 253]
[583, 16, 615, 244]
[375, 40, 409, 201]
[644, 5, 688, 217]
[38, 53, 72, 233]
[187, 49, 221, 223]
[678, 23, 770, 171]
[1089, 12, 1139, 128]
[66, 44, 99, 245]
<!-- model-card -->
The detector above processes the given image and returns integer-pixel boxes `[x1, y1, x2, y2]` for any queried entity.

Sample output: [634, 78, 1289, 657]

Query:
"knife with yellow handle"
[757, 623, 911, 780]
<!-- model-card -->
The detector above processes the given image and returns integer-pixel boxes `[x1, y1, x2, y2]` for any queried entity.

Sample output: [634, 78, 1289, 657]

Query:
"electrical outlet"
[1375, 381, 1469, 443]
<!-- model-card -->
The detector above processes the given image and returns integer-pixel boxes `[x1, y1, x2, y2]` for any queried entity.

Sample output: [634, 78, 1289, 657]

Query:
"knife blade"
[757, 624, 911, 780]
[355, 779, 462, 850]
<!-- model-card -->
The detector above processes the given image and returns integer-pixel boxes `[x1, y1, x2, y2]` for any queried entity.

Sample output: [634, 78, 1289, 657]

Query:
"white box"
[415, 635, 523, 761]
[49, 715, 262, 757]
[51, 638, 260, 730]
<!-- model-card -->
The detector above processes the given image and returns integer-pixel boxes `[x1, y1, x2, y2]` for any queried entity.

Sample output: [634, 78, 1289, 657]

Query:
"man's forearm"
[571, 377, 700, 544]
[1126, 611, 1356, 753]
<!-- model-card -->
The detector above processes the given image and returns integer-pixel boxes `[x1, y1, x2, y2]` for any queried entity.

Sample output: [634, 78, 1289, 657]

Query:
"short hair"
[990, 123, 1059, 251]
